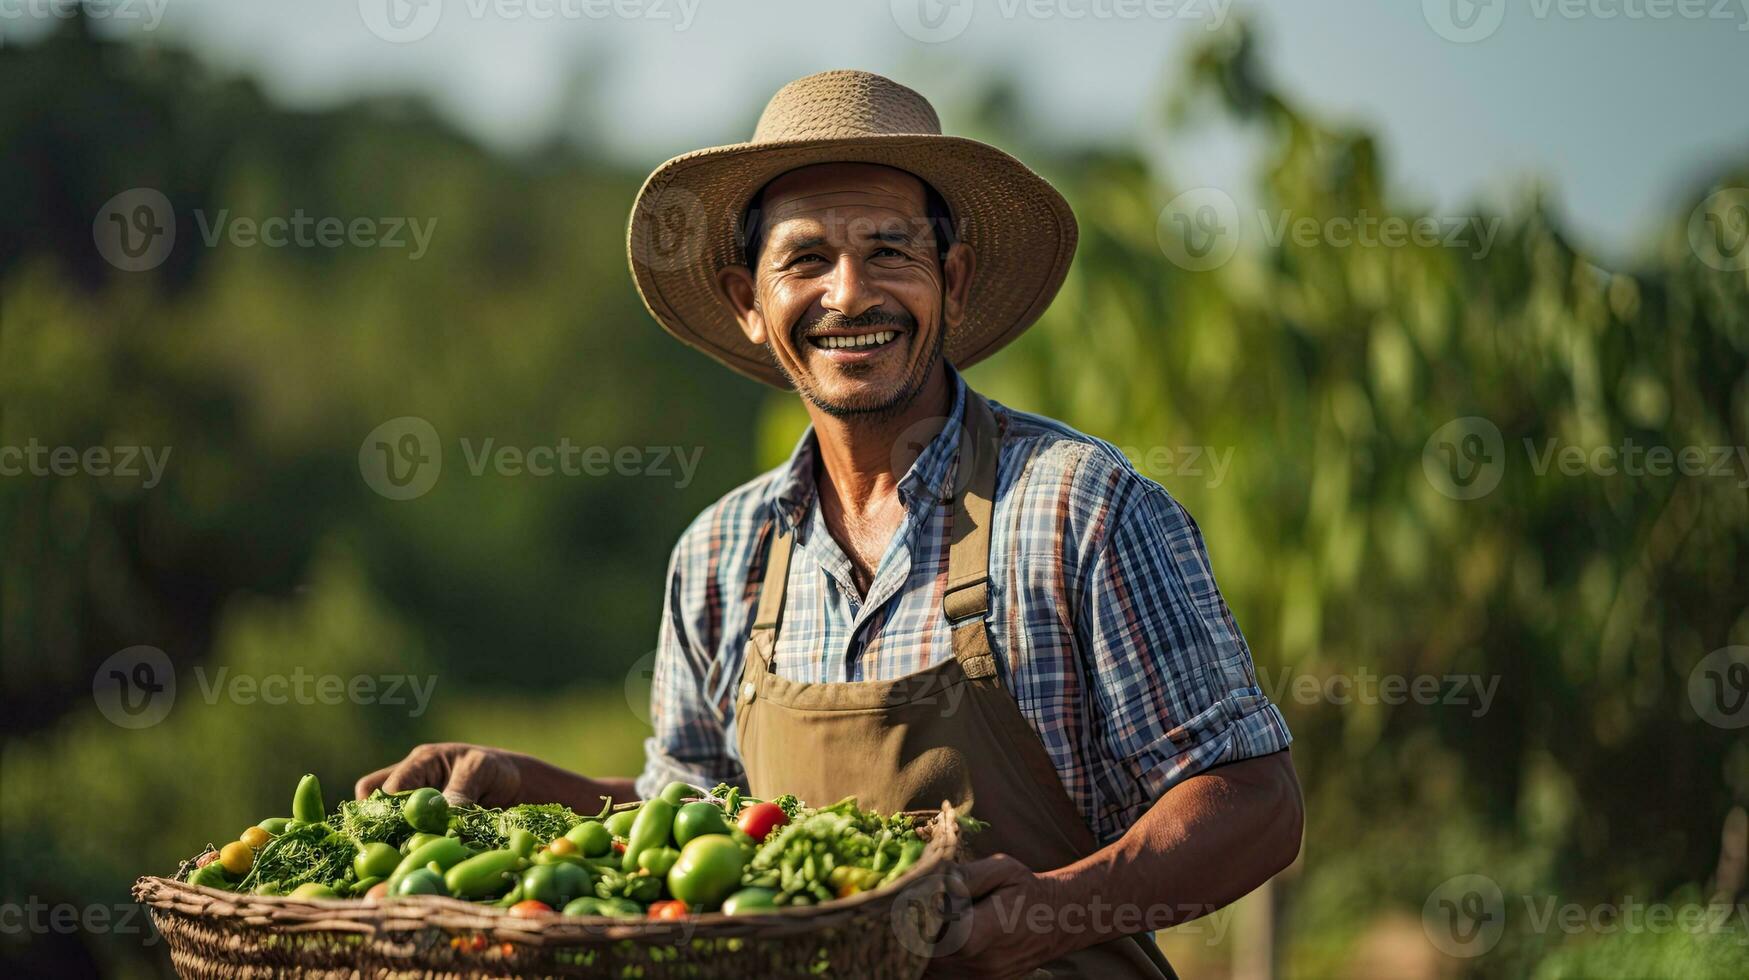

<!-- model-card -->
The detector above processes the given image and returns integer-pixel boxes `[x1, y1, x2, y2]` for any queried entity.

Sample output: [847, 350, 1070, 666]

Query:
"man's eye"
[874, 246, 905, 258]
[788, 253, 825, 267]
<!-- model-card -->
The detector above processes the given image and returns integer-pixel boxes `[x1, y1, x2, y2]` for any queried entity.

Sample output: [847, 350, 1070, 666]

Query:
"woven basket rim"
[133, 801, 964, 940]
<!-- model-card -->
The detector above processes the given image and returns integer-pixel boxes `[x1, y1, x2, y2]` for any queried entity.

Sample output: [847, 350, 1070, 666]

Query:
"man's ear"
[941, 241, 976, 330]
[717, 265, 766, 345]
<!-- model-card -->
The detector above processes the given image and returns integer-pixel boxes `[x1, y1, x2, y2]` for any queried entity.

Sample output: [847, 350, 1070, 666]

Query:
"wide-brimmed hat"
[626, 69, 1078, 389]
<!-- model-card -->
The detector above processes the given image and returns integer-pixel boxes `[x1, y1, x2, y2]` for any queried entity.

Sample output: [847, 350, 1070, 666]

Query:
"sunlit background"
[3, 1, 1747, 977]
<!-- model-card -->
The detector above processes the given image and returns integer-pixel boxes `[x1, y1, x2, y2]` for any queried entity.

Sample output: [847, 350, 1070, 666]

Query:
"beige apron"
[734, 393, 1174, 980]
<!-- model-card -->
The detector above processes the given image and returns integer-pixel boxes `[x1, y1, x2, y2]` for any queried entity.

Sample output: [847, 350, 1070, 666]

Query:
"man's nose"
[823, 254, 883, 319]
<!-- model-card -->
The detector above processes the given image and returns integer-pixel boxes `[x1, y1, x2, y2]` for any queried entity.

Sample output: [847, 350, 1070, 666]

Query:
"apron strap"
[944, 394, 1001, 680]
[747, 393, 1002, 677]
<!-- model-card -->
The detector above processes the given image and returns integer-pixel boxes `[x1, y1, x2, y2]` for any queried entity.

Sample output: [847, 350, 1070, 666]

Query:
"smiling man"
[358, 70, 1301, 978]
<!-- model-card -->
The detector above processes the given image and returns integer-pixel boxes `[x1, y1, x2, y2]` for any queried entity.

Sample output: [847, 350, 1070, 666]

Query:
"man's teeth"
[813, 331, 897, 350]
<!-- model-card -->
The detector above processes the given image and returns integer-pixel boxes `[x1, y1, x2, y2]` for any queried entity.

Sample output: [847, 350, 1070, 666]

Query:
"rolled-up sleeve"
[634, 529, 747, 800]
[1076, 480, 1290, 835]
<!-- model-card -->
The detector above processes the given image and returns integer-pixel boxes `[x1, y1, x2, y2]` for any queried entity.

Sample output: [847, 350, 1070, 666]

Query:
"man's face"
[718, 163, 971, 418]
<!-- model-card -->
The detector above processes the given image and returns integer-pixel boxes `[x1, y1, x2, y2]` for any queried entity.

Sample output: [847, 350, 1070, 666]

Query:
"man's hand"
[354, 742, 525, 806]
[927, 854, 1064, 979]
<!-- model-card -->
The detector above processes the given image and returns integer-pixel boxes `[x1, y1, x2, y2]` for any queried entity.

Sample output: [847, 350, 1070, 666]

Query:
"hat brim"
[626, 134, 1078, 389]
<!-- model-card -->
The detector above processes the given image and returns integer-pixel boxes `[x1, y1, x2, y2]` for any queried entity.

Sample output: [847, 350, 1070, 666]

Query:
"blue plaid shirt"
[636, 369, 1290, 844]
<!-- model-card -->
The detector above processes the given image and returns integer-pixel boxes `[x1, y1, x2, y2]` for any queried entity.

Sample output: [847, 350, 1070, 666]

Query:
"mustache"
[795, 308, 916, 343]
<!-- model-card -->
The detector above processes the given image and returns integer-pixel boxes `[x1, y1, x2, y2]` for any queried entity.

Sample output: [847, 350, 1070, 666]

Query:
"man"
[358, 69, 1301, 978]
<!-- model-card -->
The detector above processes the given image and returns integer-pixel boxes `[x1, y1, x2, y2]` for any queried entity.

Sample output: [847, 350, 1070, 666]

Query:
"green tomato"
[402, 788, 450, 835]
[393, 867, 448, 897]
[603, 808, 638, 838]
[637, 846, 680, 879]
[672, 801, 732, 847]
[520, 865, 562, 907]
[256, 817, 291, 836]
[565, 821, 613, 857]
[666, 836, 745, 907]
[658, 781, 701, 805]
[355, 842, 401, 880]
[289, 883, 338, 900]
[551, 862, 591, 906]
[721, 887, 781, 915]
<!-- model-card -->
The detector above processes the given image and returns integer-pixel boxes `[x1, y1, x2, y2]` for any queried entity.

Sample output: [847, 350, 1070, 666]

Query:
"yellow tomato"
[239, 827, 271, 850]
[219, 841, 254, 876]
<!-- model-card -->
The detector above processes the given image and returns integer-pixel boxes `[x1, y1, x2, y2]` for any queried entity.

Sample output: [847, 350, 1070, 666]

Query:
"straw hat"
[626, 69, 1078, 389]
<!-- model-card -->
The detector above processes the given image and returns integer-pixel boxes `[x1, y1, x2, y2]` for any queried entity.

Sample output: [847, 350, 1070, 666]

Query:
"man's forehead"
[760, 164, 928, 222]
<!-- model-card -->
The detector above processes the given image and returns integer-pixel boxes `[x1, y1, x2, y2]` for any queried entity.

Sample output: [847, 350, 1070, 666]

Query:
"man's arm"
[936, 749, 1302, 977]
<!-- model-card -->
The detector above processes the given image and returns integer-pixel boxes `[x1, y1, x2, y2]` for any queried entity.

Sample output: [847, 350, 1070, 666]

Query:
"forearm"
[1041, 749, 1302, 950]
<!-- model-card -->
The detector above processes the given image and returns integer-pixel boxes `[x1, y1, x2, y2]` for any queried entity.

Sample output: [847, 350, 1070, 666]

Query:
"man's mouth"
[806, 330, 901, 352]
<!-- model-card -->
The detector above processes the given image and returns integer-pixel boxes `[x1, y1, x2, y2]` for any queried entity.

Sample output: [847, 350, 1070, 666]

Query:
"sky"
[15, 0, 1749, 261]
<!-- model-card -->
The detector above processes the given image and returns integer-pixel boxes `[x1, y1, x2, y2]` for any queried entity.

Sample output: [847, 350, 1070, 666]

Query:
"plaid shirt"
[636, 369, 1291, 845]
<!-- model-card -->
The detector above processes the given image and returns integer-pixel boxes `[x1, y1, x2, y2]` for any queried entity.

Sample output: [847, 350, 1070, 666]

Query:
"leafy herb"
[241, 822, 354, 891]
[336, 789, 413, 847]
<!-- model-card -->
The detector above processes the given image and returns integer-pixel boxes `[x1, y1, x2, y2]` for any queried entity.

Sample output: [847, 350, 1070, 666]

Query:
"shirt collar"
[771, 366, 970, 530]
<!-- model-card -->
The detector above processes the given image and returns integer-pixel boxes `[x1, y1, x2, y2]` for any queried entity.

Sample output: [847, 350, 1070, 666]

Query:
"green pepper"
[256, 817, 291, 836]
[291, 774, 325, 826]
[620, 798, 676, 873]
[597, 897, 642, 917]
[445, 849, 523, 899]
[562, 896, 604, 916]
[658, 781, 701, 805]
[401, 832, 444, 855]
[352, 875, 383, 894]
[622, 874, 663, 903]
[393, 867, 447, 896]
[637, 846, 680, 878]
[253, 881, 283, 896]
[390, 836, 470, 886]
[603, 807, 639, 838]
[494, 882, 525, 907]
[189, 863, 231, 890]
[721, 886, 780, 914]
[887, 839, 925, 879]
[507, 829, 536, 859]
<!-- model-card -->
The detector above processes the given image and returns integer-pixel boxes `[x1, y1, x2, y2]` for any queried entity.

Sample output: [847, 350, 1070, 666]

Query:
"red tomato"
[648, 900, 689, 920]
[612, 840, 627, 854]
[736, 802, 788, 843]
[508, 900, 553, 919]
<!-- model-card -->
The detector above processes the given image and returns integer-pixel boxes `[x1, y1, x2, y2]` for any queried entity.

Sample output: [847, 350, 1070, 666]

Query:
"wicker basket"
[133, 803, 965, 979]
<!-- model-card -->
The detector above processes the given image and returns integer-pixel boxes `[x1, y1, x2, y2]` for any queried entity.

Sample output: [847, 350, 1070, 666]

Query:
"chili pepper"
[619, 797, 676, 874]
[291, 774, 324, 826]
[445, 849, 522, 899]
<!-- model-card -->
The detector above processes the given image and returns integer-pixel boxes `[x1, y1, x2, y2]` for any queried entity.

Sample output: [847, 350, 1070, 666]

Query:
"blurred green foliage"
[3, 14, 1746, 980]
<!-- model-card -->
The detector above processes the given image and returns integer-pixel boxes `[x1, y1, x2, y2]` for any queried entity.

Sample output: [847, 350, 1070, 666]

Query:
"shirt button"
[740, 681, 756, 702]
